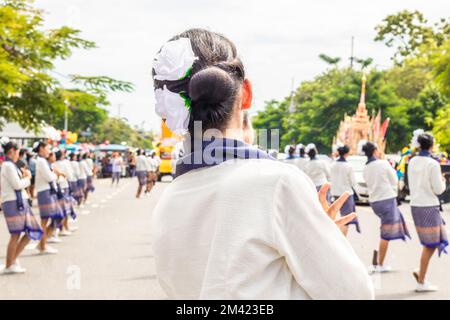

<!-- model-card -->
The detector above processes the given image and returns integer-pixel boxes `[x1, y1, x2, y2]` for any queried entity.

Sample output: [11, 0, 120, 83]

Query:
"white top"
[53, 160, 69, 189]
[304, 159, 330, 187]
[330, 160, 356, 196]
[86, 158, 94, 176]
[363, 159, 398, 202]
[152, 159, 374, 300]
[285, 157, 308, 172]
[136, 155, 148, 171]
[112, 157, 123, 173]
[146, 157, 158, 172]
[1, 161, 30, 202]
[63, 159, 76, 182]
[80, 160, 91, 178]
[408, 155, 446, 207]
[71, 160, 81, 180]
[35, 156, 57, 192]
[78, 161, 87, 179]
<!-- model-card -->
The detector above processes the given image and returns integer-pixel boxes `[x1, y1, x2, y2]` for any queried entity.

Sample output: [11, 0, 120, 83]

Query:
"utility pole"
[350, 36, 355, 69]
[64, 100, 69, 132]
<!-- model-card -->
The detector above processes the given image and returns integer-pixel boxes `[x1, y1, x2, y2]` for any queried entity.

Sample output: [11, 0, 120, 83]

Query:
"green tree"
[432, 104, 450, 151]
[375, 10, 449, 64]
[0, 0, 133, 131]
[96, 118, 153, 149]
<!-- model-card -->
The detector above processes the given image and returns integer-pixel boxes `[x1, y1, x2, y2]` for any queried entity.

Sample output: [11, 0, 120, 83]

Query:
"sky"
[34, 0, 449, 132]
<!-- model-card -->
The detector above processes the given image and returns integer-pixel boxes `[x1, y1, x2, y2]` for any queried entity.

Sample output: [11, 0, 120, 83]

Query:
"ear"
[241, 79, 253, 110]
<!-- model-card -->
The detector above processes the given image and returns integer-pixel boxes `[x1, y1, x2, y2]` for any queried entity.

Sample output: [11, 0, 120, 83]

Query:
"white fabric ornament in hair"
[305, 143, 317, 154]
[155, 86, 190, 134]
[411, 129, 424, 149]
[153, 38, 198, 81]
[0, 136, 10, 145]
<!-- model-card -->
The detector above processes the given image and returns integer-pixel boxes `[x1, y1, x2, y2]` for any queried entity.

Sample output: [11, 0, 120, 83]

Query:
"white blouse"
[63, 159, 77, 182]
[408, 156, 446, 207]
[71, 160, 81, 180]
[136, 155, 148, 171]
[86, 158, 94, 176]
[363, 159, 398, 202]
[53, 160, 70, 189]
[35, 156, 57, 193]
[304, 159, 331, 187]
[1, 161, 30, 202]
[152, 159, 374, 300]
[330, 161, 356, 196]
[78, 161, 87, 179]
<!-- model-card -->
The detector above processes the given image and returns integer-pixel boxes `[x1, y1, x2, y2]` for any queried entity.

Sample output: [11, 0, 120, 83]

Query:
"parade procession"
[1, 0, 450, 310]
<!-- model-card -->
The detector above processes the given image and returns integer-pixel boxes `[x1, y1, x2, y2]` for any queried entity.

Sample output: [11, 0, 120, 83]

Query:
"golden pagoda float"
[333, 72, 390, 157]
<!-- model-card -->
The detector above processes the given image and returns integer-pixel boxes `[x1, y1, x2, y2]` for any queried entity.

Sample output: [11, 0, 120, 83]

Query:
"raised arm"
[272, 169, 374, 300]
[4, 163, 30, 190]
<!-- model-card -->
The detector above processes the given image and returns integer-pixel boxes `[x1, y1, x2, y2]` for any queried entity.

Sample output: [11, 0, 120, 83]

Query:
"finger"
[328, 191, 350, 220]
[318, 182, 331, 212]
[335, 213, 357, 226]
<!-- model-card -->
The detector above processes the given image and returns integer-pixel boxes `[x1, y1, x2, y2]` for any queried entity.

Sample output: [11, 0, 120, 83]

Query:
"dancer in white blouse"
[330, 145, 360, 235]
[408, 133, 447, 292]
[151, 29, 373, 299]
[1, 141, 43, 274]
[135, 149, 149, 198]
[363, 142, 410, 273]
[69, 153, 83, 206]
[305, 143, 331, 203]
[34, 142, 65, 254]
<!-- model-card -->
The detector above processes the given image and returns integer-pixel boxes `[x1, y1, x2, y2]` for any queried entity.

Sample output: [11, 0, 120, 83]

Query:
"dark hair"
[307, 148, 317, 159]
[288, 146, 296, 156]
[3, 142, 18, 154]
[299, 146, 305, 157]
[33, 141, 47, 153]
[77, 153, 81, 161]
[418, 133, 434, 151]
[55, 150, 63, 161]
[19, 148, 27, 157]
[155, 29, 245, 134]
[82, 153, 88, 160]
[362, 142, 376, 157]
[69, 153, 76, 161]
[337, 145, 350, 157]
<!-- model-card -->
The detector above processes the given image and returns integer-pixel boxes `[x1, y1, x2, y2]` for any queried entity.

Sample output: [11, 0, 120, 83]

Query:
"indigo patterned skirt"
[370, 197, 410, 241]
[77, 178, 86, 192]
[340, 195, 361, 233]
[69, 181, 83, 205]
[60, 187, 77, 220]
[86, 176, 95, 193]
[37, 190, 65, 221]
[411, 206, 448, 256]
[137, 170, 147, 186]
[2, 200, 43, 240]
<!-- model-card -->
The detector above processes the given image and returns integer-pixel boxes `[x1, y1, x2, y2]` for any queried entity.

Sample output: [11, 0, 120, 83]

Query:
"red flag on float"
[373, 109, 381, 138]
[380, 118, 390, 139]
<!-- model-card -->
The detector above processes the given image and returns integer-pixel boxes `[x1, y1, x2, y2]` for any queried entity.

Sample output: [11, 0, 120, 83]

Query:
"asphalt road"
[0, 178, 449, 300]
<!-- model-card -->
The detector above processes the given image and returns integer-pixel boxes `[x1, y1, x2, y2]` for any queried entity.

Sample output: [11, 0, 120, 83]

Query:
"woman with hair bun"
[34, 141, 65, 254]
[330, 145, 360, 236]
[408, 133, 447, 292]
[362, 141, 410, 273]
[151, 29, 373, 300]
[304, 143, 331, 203]
[69, 152, 83, 206]
[54, 149, 77, 236]
[1, 141, 43, 274]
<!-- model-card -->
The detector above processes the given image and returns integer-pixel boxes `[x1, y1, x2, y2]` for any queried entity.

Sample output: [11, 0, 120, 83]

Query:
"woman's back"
[152, 159, 373, 300]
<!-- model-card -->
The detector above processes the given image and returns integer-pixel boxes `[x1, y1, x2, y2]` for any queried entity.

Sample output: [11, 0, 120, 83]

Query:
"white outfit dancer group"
[0, 140, 96, 274]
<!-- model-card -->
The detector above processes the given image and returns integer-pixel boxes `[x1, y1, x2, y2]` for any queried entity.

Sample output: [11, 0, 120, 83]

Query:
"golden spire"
[357, 71, 367, 115]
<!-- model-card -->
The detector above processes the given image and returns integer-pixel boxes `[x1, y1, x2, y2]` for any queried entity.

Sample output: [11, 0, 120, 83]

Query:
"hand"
[21, 168, 31, 178]
[318, 182, 357, 226]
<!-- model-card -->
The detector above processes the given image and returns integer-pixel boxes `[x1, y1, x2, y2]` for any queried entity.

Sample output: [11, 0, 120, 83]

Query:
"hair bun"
[189, 66, 236, 107]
